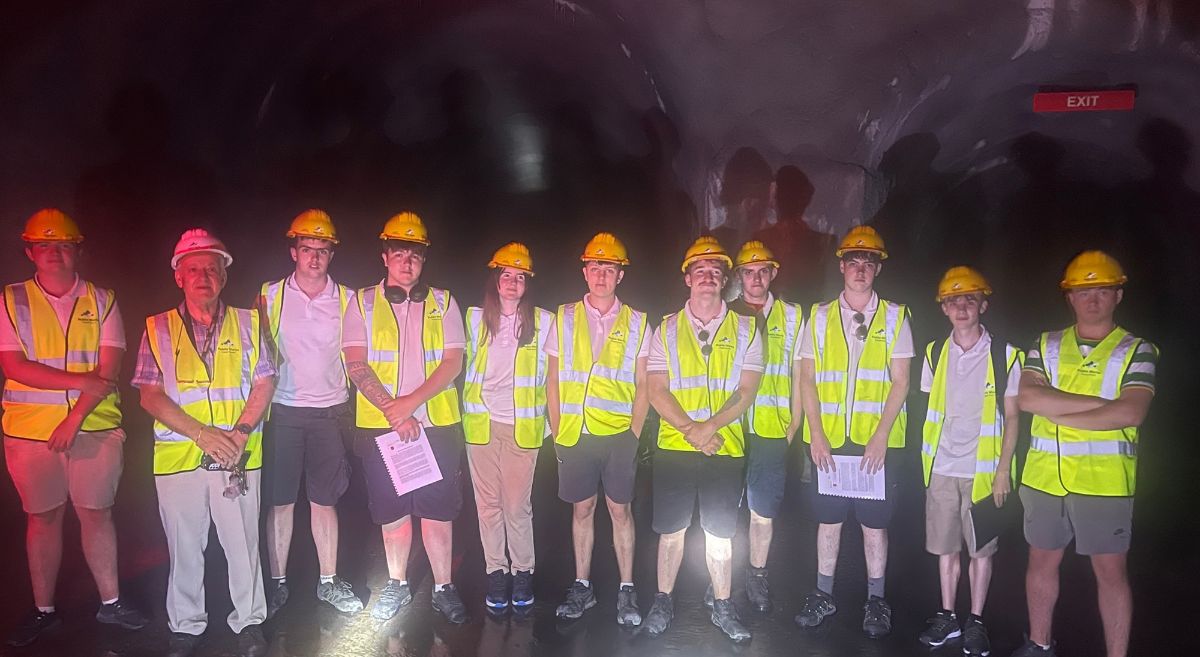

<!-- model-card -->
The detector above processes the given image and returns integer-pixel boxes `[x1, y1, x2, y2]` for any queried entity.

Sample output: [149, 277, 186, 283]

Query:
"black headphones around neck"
[384, 284, 429, 304]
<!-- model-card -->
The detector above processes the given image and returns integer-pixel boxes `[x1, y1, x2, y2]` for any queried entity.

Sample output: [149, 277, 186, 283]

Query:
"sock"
[319, 575, 335, 584]
[101, 597, 119, 606]
[942, 609, 957, 618]
[966, 613, 982, 623]
[867, 576, 885, 599]
[394, 579, 408, 587]
[273, 576, 287, 585]
[434, 583, 448, 592]
[619, 581, 634, 590]
[816, 573, 834, 596]
[37, 606, 55, 614]
[1035, 641, 1051, 650]
[576, 578, 591, 588]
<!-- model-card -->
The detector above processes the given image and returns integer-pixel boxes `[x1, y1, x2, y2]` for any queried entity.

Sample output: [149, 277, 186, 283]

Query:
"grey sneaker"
[5, 610, 61, 647]
[511, 571, 534, 609]
[616, 584, 642, 627]
[794, 589, 837, 628]
[317, 576, 364, 613]
[96, 598, 150, 629]
[862, 595, 893, 639]
[918, 610, 962, 647]
[267, 580, 289, 618]
[642, 592, 674, 637]
[432, 584, 468, 624]
[711, 598, 751, 642]
[555, 581, 596, 619]
[746, 567, 771, 612]
[962, 616, 991, 656]
[371, 579, 413, 620]
[1010, 635, 1056, 657]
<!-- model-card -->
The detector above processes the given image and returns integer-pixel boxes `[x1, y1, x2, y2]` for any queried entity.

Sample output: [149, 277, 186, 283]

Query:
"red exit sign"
[1034, 90, 1136, 113]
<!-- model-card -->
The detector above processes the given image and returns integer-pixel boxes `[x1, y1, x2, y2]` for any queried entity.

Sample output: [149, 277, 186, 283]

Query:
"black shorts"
[805, 449, 898, 529]
[555, 431, 639, 504]
[652, 449, 744, 539]
[357, 424, 464, 525]
[745, 433, 789, 519]
[263, 403, 352, 507]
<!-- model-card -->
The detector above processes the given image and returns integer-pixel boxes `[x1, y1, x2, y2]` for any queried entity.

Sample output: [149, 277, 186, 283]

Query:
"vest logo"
[1078, 360, 1100, 376]
[769, 325, 783, 335]
[76, 309, 98, 324]
[869, 327, 888, 342]
[218, 338, 238, 355]
[715, 335, 734, 350]
[984, 382, 995, 397]
[609, 328, 626, 344]
[428, 307, 443, 319]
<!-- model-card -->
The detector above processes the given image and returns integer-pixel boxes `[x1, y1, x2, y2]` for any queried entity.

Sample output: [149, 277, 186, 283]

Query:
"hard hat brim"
[835, 246, 888, 259]
[1059, 277, 1127, 290]
[580, 255, 630, 266]
[380, 235, 431, 246]
[681, 254, 733, 273]
[488, 260, 535, 276]
[172, 248, 233, 270]
[735, 258, 779, 269]
[935, 287, 992, 302]
[286, 230, 339, 245]
[22, 234, 84, 244]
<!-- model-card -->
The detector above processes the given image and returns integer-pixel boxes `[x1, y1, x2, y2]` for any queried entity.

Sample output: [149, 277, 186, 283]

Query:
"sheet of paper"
[816, 455, 885, 500]
[374, 428, 443, 498]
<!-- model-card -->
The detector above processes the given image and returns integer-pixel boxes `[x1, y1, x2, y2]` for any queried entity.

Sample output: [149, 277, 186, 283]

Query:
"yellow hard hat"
[488, 242, 535, 276]
[835, 225, 888, 259]
[1060, 250, 1127, 290]
[22, 208, 84, 243]
[936, 266, 993, 302]
[379, 211, 430, 246]
[580, 232, 630, 265]
[286, 209, 339, 244]
[681, 235, 733, 273]
[735, 240, 778, 268]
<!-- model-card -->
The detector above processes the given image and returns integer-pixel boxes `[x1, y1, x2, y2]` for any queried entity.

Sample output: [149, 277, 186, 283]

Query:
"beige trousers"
[467, 421, 539, 574]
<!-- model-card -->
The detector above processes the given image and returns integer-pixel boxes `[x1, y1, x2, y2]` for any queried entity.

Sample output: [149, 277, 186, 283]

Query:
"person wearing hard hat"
[0, 209, 149, 647]
[793, 225, 912, 639]
[462, 243, 553, 614]
[545, 232, 650, 627]
[133, 228, 276, 657]
[256, 210, 360, 617]
[341, 212, 468, 623]
[916, 267, 1022, 657]
[725, 240, 803, 614]
[1010, 251, 1157, 657]
[641, 236, 763, 642]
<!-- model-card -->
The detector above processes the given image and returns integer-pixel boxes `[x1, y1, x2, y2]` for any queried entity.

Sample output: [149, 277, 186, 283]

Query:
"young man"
[918, 267, 1022, 656]
[642, 236, 763, 642]
[341, 212, 468, 623]
[545, 232, 649, 627]
[1012, 251, 1157, 657]
[258, 210, 360, 616]
[728, 240, 802, 613]
[794, 225, 912, 639]
[1, 209, 148, 647]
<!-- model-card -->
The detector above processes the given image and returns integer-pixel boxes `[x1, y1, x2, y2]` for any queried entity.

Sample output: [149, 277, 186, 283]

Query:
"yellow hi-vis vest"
[145, 306, 264, 475]
[355, 285, 461, 429]
[1023, 326, 1143, 497]
[2, 279, 122, 440]
[259, 276, 351, 388]
[657, 309, 755, 457]
[554, 301, 648, 446]
[803, 298, 908, 449]
[462, 307, 553, 448]
[921, 337, 1023, 503]
[745, 299, 802, 439]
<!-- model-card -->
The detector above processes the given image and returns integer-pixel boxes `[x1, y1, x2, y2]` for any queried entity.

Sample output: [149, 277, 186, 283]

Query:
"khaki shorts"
[925, 473, 998, 557]
[4, 430, 125, 514]
[1019, 485, 1133, 555]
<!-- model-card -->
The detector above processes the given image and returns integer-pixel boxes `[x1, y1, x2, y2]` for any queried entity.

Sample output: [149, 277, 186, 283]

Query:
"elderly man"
[134, 229, 276, 657]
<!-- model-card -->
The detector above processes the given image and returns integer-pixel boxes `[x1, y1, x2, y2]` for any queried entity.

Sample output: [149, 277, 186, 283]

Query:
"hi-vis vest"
[146, 306, 264, 475]
[658, 309, 755, 457]
[554, 301, 648, 446]
[2, 279, 122, 440]
[1023, 326, 1143, 497]
[356, 285, 461, 429]
[259, 276, 351, 386]
[745, 299, 802, 439]
[462, 307, 553, 448]
[922, 337, 1023, 503]
[803, 299, 908, 449]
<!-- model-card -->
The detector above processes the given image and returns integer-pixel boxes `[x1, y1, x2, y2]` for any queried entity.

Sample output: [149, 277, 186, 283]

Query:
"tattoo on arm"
[347, 361, 393, 410]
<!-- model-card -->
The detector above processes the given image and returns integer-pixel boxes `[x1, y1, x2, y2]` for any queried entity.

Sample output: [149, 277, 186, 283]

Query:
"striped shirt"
[1023, 328, 1158, 393]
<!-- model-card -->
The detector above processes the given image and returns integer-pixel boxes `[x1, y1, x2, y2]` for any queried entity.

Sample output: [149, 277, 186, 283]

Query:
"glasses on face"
[697, 329, 713, 356]
[852, 312, 868, 342]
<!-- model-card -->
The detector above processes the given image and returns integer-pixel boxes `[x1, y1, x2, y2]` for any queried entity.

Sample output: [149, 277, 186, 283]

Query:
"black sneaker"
[371, 579, 413, 620]
[554, 581, 596, 619]
[794, 589, 837, 628]
[918, 610, 962, 647]
[486, 571, 510, 611]
[961, 616, 991, 656]
[616, 585, 642, 627]
[432, 584, 468, 624]
[165, 631, 203, 657]
[642, 592, 674, 637]
[511, 571, 534, 609]
[862, 595, 893, 639]
[267, 579, 289, 618]
[746, 567, 772, 612]
[5, 609, 61, 647]
[1010, 635, 1057, 657]
[237, 623, 268, 657]
[711, 598, 751, 642]
[96, 598, 150, 630]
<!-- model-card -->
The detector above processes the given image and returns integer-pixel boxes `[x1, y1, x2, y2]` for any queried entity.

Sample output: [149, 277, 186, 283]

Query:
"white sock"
[576, 578, 590, 588]
[434, 583, 448, 592]
[619, 582, 634, 589]
[1036, 642, 1051, 650]
[273, 576, 287, 584]
[319, 575, 335, 584]
[101, 597, 119, 606]
[37, 606, 55, 614]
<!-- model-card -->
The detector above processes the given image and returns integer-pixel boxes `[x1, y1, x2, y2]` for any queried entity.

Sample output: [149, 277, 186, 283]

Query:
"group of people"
[1, 207, 1155, 657]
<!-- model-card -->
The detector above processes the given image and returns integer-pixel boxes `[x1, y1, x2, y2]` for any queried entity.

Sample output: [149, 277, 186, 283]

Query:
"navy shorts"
[745, 433, 789, 519]
[555, 430, 639, 504]
[652, 449, 744, 539]
[263, 403, 352, 507]
[357, 424, 464, 525]
[805, 449, 898, 529]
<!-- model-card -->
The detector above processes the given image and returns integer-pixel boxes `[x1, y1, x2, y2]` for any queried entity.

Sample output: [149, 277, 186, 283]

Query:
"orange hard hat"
[22, 208, 84, 243]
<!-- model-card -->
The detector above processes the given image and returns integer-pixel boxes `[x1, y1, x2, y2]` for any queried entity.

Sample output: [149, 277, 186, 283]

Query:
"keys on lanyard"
[223, 464, 248, 499]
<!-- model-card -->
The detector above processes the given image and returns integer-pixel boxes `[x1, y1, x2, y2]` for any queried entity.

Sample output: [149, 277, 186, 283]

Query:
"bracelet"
[196, 425, 206, 442]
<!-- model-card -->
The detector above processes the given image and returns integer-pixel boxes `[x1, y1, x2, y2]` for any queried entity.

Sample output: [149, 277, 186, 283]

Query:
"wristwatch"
[233, 423, 253, 436]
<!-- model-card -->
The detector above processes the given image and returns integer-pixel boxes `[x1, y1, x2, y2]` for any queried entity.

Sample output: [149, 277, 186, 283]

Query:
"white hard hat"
[171, 228, 233, 270]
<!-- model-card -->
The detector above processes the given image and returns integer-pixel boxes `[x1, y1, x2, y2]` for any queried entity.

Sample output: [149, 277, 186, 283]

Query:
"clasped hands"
[382, 394, 422, 441]
[195, 425, 247, 469]
[680, 420, 724, 456]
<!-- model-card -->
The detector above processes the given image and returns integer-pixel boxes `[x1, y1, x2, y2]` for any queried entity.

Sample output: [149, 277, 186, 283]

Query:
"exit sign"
[1033, 90, 1136, 113]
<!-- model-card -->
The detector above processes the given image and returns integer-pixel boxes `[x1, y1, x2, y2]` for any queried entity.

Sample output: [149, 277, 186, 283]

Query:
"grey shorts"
[745, 433, 788, 519]
[555, 431, 639, 504]
[1019, 485, 1133, 555]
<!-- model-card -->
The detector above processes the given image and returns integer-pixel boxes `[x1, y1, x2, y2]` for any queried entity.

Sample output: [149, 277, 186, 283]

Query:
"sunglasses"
[852, 312, 868, 342]
[697, 329, 713, 356]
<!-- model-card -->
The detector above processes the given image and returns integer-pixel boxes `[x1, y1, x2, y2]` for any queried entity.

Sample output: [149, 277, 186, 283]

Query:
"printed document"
[816, 455, 885, 500]
[374, 428, 443, 497]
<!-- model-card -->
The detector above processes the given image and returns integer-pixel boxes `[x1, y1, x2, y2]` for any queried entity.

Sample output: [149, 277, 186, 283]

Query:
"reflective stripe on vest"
[657, 309, 753, 457]
[555, 301, 647, 446]
[2, 280, 122, 440]
[462, 307, 551, 448]
[1023, 327, 1140, 497]
[746, 299, 801, 438]
[145, 307, 263, 475]
[259, 277, 351, 391]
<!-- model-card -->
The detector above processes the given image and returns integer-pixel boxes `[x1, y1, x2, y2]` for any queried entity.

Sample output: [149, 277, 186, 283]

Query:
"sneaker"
[511, 571, 534, 608]
[862, 595, 893, 639]
[616, 584, 642, 627]
[484, 570, 509, 611]
[432, 584, 468, 624]
[642, 592, 674, 637]
[236, 623, 268, 657]
[711, 598, 752, 642]
[794, 589, 837, 628]
[746, 567, 772, 612]
[267, 580, 289, 618]
[5, 609, 61, 647]
[371, 580, 413, 620]
[317, 576, 364, 613]
[961, 616, 991, 656]
[165, 632, 203, 657]
[918, 610, 962, 647]
[1010, 635, 1057, 657]
[96, 598, 150, 630]
[554, 581, 596, 619]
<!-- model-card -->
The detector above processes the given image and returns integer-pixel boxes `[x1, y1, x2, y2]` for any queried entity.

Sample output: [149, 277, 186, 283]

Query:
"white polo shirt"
[478, 311, 555, 424]
[272, 275, 352, 408]
[544, 294, 650, 362]
[0, 276, 126, 351]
